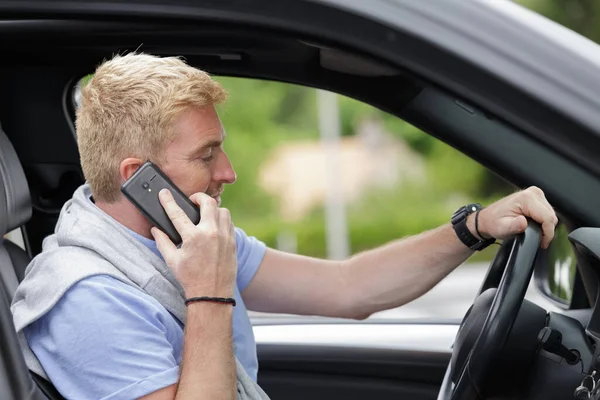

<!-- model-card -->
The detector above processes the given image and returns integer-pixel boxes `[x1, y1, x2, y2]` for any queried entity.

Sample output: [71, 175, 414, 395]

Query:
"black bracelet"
[185, 297, 236, 306]
[475, 209, 491, 241]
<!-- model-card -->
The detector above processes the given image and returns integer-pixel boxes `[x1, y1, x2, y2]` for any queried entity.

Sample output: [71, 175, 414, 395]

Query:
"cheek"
[163, 162, 211, 196]
[180, 164, 213, 195]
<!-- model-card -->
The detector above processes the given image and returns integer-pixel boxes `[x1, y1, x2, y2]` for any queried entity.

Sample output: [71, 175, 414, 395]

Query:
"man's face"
[160, 106, 236, 205]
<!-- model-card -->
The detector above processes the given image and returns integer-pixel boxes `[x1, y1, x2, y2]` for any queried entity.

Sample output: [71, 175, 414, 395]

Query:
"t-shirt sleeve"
[24, 275, 180, 400]
[235, 227, 267, 291]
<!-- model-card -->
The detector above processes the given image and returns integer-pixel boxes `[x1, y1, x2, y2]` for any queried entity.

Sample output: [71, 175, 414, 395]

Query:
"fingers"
[541, 225, 555, 249]
[510, 215, 528, 234]
[522, 193, 556, 249]
[526, 187, 559, 248]
[528, 186, 558, 226]
[218, 207, 234, 236]
[189, 192, 218, 230]
[159, 189, 196, 239]
[151, 227, 177, 262]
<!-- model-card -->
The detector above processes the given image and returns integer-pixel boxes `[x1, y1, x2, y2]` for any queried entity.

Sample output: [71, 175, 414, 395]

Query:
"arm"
[143, 190, 238, 400]
[142, 304, 234, 400]
[175, 303, 235, 399]
[243, 223, 470, 319]
[242, 187, 558, 320]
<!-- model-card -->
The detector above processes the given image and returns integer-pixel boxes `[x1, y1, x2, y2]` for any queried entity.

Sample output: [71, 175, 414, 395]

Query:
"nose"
[213, 150, 236, 184]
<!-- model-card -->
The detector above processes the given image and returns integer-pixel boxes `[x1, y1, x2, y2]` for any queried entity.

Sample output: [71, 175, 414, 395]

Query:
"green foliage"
[547, 224, 578, 303]
[213, 76, 513, 261]
[215, 77, 319, 219]
[80, 74, 94, 87]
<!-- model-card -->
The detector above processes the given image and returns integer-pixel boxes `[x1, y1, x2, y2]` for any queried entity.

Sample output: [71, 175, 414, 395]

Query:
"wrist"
[185, 296, 236, 307]
[186, 300, 234, 322]
[466, 213, 485, 240]
[467, 209, 492, 240]
[186, 300, 235, 311]
[183, 285, 234, 300]
[452, 203, 495, 251]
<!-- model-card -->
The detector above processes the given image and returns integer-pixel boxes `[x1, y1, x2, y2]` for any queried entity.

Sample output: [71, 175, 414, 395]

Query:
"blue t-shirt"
[24, 227, 266, 400]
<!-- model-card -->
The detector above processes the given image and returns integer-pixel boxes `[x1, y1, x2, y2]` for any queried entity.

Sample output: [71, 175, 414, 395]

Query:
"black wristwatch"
[451, 203, 495, 251]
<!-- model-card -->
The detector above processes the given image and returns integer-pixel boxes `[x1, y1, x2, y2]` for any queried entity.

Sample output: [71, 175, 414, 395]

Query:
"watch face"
[452, 203, 482, 225]
[467, 204, 480, 214]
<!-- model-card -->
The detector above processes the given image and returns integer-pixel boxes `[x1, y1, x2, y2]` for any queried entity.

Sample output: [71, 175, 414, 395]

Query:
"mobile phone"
[121, 161, 200, 245]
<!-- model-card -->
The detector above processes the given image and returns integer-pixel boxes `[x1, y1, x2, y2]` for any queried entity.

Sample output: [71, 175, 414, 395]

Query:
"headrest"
[0, 125, 32, 235]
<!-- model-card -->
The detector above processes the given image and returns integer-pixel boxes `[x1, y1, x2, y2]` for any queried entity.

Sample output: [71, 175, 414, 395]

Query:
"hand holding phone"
[122, 161, 237, 297]
[151, 189, 237, 298]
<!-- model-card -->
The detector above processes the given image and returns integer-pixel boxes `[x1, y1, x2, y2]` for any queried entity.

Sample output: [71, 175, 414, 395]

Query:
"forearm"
[176, 303, 236, 400]
[342, 223, 473, 319]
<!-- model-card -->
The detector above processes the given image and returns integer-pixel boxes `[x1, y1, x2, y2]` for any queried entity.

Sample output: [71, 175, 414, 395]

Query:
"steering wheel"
[437, 220, 542, 400]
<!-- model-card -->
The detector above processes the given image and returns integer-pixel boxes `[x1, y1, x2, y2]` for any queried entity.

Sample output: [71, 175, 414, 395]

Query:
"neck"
[95, 197, 153, 239]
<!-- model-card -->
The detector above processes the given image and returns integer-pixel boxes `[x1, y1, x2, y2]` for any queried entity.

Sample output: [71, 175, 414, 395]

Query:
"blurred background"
[211, 0, 593, 321]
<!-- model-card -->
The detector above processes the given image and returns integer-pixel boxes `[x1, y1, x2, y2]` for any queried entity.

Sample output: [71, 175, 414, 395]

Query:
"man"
[11, 53, 558, 400]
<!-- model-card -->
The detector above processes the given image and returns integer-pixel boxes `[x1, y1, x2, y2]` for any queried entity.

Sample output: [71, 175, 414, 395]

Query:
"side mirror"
[534, 224, 578, 307]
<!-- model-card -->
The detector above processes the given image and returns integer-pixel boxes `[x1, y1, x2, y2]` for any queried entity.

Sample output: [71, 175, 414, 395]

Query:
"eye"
[200, 148, 214, 163]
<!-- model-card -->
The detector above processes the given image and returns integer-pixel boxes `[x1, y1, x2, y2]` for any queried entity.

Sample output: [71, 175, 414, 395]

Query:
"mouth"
[210, 190, 223, 206]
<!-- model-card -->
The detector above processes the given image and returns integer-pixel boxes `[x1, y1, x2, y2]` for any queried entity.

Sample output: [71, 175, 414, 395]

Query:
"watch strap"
[451, 203, 495, 251]
[454, 216, 481, 248]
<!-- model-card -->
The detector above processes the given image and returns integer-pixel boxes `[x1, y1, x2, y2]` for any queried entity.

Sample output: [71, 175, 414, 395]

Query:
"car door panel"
[254, 323, 457, 400]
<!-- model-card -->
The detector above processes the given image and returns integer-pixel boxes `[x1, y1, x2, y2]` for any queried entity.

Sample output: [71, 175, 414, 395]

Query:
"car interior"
[2, 4, 600, 399]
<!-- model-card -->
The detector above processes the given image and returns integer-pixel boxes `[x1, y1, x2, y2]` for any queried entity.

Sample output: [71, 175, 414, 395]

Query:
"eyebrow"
[189, 140, 219, 155]
[189, 134, 225, 156]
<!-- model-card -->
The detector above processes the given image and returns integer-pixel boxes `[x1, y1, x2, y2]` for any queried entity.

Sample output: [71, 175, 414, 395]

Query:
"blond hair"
[76, 53, 227, 202]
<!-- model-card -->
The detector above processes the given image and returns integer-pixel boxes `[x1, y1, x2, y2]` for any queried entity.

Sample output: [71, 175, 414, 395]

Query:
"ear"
[119, 158, 145, 182]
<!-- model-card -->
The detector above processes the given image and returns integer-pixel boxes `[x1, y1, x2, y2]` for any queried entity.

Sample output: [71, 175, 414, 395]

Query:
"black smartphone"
[121, 161, 200, 245]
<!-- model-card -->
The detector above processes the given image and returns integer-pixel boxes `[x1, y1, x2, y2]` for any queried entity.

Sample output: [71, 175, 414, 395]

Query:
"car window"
[206, 77, 553, 321]
[72, 75, 92, 110]
[539, 223, 578, 306]
[4, 228, 25, 250]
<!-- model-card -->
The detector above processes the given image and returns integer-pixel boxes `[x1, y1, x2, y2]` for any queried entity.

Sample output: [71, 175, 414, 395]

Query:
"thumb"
[509, 215, 528, 235]
[151, 227, 177, 260]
